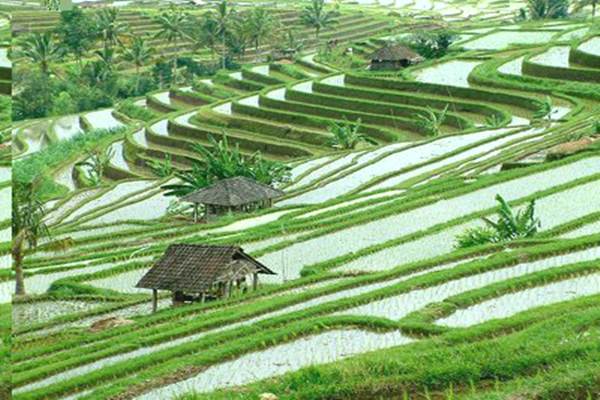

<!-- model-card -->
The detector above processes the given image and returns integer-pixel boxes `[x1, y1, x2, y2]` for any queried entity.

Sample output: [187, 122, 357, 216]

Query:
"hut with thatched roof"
[136, 244, 276, 311]
[369, 44, 424, 71]
[181, 176, 285, 222]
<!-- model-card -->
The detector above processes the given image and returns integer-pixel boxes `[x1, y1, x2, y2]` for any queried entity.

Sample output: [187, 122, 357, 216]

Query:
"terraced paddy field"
[6, 0, 600, 399]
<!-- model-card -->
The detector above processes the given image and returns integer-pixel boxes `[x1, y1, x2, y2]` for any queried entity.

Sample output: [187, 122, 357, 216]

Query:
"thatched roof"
[136, 244, 275, 293]
[181, 177, 285, 207]
[369, 44, 423, 62]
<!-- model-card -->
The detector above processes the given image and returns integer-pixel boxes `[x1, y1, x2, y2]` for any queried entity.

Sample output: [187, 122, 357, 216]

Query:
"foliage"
[51, 91, 78, 116]
[204, 0, 237, 69]
[416, 105, 449, 137]
[246, 7, 279, 61]
[152, 60, 174, 88]
[122, 36, 154, 92]
[276, 28, 305, 57]
[148, 154, 174, 178]
[485, 114, 504, 128]
[117, 100, 158, 122]
[177, 57, 219, 81]
[406, 30, 456, 59]
[55, 7, 97, 63]
[456, 194, 541, 248]
[166, 199, 193, 217]
[13, 127, 124, 198]
[533, 96, 553, 121]
[327, 118, 376, 149]
[301, 0, 339, 39]
[20, 32, 63, 74]
[13, 70, 55, 119]
[76, 146, 115, 186]
[154, 6, 192, 83]
[95, 8, 129, 52]
[526, 0, 569, 19]
[163, 135, 290, 197]
[12, 181, 50, 295]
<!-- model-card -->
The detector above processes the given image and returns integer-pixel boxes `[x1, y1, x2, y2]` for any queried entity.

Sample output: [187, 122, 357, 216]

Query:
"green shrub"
[456, 194, 541, 248]
[405, 30, 456, 59]
[163, 135, 291, 197]
[117, 100, 158, 122]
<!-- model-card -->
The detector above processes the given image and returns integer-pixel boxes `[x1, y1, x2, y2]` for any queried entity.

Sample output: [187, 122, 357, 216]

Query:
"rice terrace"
[1, 0, 600, 398]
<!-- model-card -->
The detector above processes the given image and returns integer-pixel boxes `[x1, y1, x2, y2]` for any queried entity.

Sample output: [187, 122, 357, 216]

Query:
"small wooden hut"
[136, 244, 276, 312]
[181, 176, 285, 222]
[369, 44, 424, 71]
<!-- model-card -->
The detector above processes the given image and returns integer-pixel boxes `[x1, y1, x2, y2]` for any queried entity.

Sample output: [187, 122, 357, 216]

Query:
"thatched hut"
[181, 176, 285, 222]
[369, 44, 424, 71]
[136, 244, 276, 311]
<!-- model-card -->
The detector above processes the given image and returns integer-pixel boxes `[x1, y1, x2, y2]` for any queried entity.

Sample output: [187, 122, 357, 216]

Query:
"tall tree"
[206, 0, 236, 69]
[227, 17, 251, 60]
[154, 6, 191, 84]
[55, 7, 97, 65]
[122, 36, 154, 92]
[197, 16, 221, 63]
[95, 8, 129, 53]
[246, 7, 278, 62]
[21, 32, 63, 75]
[12, 182, 49, 296]
[301, 0, 338, 40]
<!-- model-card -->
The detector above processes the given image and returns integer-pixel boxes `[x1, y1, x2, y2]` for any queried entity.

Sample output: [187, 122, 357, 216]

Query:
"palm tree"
[94, 46, 116, 72]
[12, 182, 49, 296]
[227, 17, 252, 60]
[301, 0, 338, 40]
[95, 8, 129, 53]
[197, 17, 221, 63]
[21, 33, 63, 75]
[207, 0, 236, 69]
[154, 7, 191, 84]
[328, 118, 377, 150]
[122, 36, 154, 92]
[246, 7, 277, 62]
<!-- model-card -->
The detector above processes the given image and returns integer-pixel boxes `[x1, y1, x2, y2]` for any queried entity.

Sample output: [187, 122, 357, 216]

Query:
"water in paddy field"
[579, 37, 600, 56]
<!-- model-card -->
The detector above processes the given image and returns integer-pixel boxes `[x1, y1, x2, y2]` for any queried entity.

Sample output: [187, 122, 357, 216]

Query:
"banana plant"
[416, 105, 449, 137]
[328, 118, 377, 150]
[77, 146, 115, 186]
[456, 194, 541, 248]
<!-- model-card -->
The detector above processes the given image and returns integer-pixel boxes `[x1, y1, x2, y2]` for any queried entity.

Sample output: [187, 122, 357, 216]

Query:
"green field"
[5, 0, 600, 399]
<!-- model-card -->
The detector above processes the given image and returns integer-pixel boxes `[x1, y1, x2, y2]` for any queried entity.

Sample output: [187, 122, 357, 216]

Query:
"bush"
[13, 70, 55, 120]
[456, 195, 541, 248]
[406, 30, 456, 59]
[117, 100, 158, 122]
[116, 75, 158, 98]
[163, 135, 291, 198]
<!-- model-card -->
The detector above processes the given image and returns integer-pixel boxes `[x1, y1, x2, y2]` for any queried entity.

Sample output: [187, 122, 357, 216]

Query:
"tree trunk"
[172, 40, 179, 86]
[135, 65, 140, 94]
[222, 31, 227, 69]
[12, 234, 25, 297]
